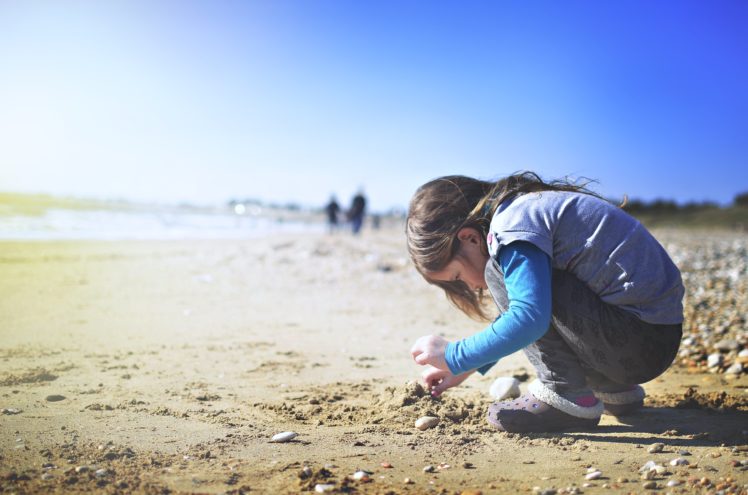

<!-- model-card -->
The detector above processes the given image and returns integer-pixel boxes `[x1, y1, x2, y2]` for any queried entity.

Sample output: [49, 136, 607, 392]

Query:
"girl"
[407, 172, 684, 432]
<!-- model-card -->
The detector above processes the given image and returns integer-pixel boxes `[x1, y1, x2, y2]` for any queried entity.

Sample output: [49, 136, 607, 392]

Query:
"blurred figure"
[347, 190, 367, 235]
[325, 195, 341, 234]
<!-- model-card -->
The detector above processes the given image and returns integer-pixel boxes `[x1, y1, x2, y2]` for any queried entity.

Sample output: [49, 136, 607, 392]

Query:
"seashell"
[585, 470, 602, 480]
[667, 479, 681, 487]
[314, 483, 335, 493]
[489, 377, 521, 400]
[270, 431, 298, 443]
[415, 416, 439, 430]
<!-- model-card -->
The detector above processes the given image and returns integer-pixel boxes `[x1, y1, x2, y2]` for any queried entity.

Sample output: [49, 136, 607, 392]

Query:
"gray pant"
[485, 259, 682, 398]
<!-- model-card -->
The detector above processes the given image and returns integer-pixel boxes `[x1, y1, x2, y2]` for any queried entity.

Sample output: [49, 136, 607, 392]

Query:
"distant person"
[324, 196, 341, 233]
[347, 191, 366, 235]
[407, 172, 684, 433]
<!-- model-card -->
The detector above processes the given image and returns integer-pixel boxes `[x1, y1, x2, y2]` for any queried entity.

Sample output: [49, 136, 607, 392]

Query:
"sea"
[0, 205, 326, 241]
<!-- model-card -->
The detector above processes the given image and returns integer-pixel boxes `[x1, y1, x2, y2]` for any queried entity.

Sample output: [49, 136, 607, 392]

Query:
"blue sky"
[1, 1, 746, 211]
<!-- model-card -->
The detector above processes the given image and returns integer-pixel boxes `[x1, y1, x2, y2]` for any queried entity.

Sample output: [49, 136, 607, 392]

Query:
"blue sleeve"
[444, 241, 552, 375]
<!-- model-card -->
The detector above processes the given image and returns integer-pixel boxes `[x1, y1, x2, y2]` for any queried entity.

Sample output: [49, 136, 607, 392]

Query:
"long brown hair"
[406, 171, 600, 320]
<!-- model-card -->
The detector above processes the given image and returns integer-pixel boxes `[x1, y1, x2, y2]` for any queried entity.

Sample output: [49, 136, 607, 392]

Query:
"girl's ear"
[456, 227, 480, 245]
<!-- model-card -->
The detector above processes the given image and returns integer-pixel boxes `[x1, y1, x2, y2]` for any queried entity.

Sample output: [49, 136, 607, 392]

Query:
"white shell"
[585, 470, 602, 480]
[270, 431, 298, 443]
[489, 377, 521, 400]
[667, 479, 681, 487]
[352, 471, 369, 480]
[315, 483, 335, 493]
[415, 416, 439, 430]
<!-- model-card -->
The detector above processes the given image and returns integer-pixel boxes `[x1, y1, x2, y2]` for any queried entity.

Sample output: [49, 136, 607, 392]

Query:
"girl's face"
[428, 228, 489, 291]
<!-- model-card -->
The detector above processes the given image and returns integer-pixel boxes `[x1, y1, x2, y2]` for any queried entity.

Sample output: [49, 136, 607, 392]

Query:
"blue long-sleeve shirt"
[444, 241, 552, 375]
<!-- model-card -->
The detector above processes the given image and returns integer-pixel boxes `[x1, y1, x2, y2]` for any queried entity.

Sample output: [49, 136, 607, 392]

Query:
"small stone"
[314, 483, 335, 493]
[666, 479, 681, 487]
[707, 353, 723, 368]
[380, 462, 393, 468]
[460, 491, 483, 495]
[462, 462, 474, 469]
[585, 470, 602, 480]
[75, 466, 90, 473]
[616, 477, 628, 483]
[488, 377, 521, 400]
[403, 477, 414, 484]
[41, 473, 54, 480]
[415, 416, 440, 430]
[641, 470, 655, 480]
[437, 463, 450, 470]
[299, 466, 312, 479]
[670, 457, 689, 466]
[642, 480, 657, 489]
[352, 471, 370, 481]
[725, 362, 743, 375]
[95, 468, 107, 478]
[714, 339, 739, 352]
[423, 465, 435, 473]
[270, 431, 298, 443]
[648, 443, 665, 453]
[738, 349, 748, 358]
[678, 449, 691, 456]
[46, 395, 66, 402]
[1, 408, 21, 415]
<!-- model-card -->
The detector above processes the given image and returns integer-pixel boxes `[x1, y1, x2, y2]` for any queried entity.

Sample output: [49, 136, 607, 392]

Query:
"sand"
[1, 227, 747, 494]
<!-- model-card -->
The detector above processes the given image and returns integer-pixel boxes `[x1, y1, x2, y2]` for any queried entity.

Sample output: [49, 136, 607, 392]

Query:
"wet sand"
[1, 228, 747, 494]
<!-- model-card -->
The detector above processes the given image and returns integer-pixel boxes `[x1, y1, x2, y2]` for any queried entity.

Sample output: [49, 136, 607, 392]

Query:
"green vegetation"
[622, 193, 748, 230]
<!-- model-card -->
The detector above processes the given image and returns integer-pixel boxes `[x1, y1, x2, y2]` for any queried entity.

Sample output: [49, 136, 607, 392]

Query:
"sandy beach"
[1, 226, 747, 494]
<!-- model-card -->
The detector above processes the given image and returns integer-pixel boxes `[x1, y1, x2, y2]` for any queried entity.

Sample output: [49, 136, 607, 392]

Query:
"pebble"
[460, 491, 483, 495]
[488, 376, 521, 400]
[670, 457, 689, 466]
[642, 481, 657, 489]
[41, 473, 54, 480]
[667, 479, 681, 487]
[45, 395, 66, 402]
[585, 470, 602, 480]
[1, 408, 21, 415]
[714, 339, 739, 351]
[415, 416, 440, 430]
[95, 468, 108, 478]
[707, 353, 723, 368]
[352, 471, 370, 481]
[403, 477, 414, 484]
[270, 431, 298, 443]
[380, 462, 393, 468]
[725, 362, 743, 374]
[648, 442, 664, 453]
[75, 466, 90, 473]
[314, 483, 335, 493]
[423, 465, 435, 473]
[678, 449, 691, 456]
[739, 349, 748, 359]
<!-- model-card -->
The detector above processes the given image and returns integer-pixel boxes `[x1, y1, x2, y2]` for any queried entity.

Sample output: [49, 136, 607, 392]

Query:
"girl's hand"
[410, 335, 450, 371]
[422, 366, 474, 397]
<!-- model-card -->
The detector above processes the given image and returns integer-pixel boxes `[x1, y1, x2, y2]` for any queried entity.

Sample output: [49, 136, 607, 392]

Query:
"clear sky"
[1, 1, 746, 211]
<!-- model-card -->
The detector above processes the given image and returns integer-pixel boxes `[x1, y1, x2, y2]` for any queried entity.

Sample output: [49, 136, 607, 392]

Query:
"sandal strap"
[528, 380, 603, 419]
[593, 385, 645, 405]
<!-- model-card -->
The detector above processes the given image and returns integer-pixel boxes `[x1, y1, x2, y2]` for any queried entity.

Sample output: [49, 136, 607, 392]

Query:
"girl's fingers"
[414, 353, 430, 366]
